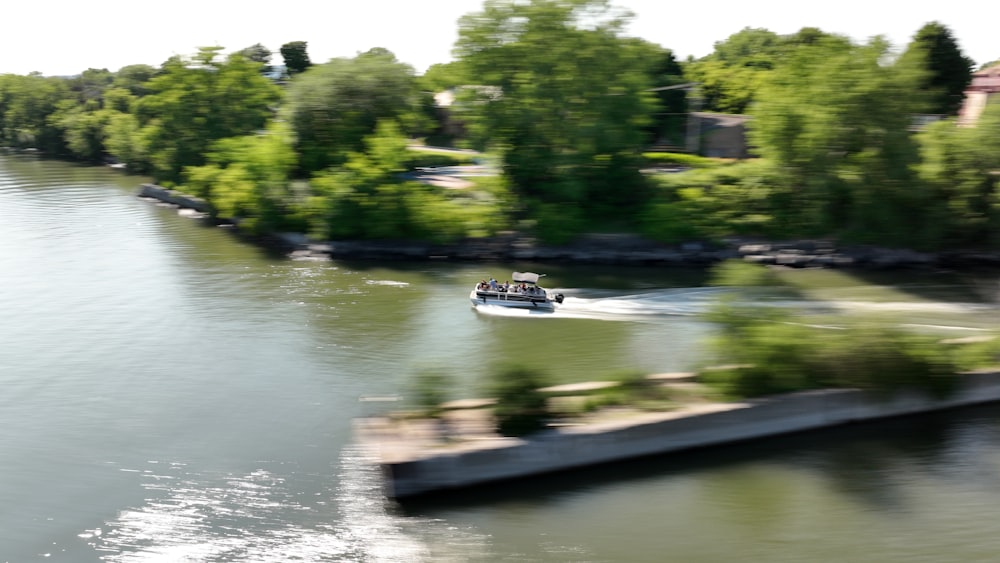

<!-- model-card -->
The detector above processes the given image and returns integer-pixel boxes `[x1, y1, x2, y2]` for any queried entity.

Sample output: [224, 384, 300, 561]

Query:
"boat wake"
[474, 287, 729, 321]
[474, 287, 1000, 328]
[88, 451, 494, 562]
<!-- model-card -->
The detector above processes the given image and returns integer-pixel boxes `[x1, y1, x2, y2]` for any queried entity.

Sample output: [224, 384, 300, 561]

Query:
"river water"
[2, 152, 1000, 562]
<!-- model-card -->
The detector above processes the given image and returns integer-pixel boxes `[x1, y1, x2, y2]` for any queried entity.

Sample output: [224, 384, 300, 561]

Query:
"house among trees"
[691, 112, 750, 158]
[958, 63, 1000, 125]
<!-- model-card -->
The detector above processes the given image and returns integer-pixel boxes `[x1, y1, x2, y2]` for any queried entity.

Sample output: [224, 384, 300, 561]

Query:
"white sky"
[5, 0, 995, 76]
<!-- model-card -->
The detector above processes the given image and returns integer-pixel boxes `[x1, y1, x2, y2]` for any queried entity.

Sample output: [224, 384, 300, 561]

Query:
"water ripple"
[89, 449, 491, 562]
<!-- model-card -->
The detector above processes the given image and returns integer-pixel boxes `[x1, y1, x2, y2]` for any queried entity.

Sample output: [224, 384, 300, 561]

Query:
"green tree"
[748, 36, 929, 243]
[486, 363, 551, 437]
[917, 98, 1000, 246]
[418, 61, 468, 93]
[407, 368, 453, 418]
[785, 26, 828, 47]
[50, 69, 130, 162]
[67, 68, 114, 103]
[103, 110, 149, 171]
[113, 64, 158, 97]
[685, 27, 782, 114]
[50, 99, 110, 161]
[0, 73, 72, 153]
[131, 47, 281, 184]
[305, 120, 507, 242]
[901, 21, 974, 115]
[306, 120, 420, 239]
[415, 61, 470, 146]
[454, 0, 655, 221]
[685, 27, 840, 114]
[239, 43, 273, 75]
[280, 41, 312, 76]
[98, 81, 148, 167]
[711, 27, 783, 69]
[645, 45, 688, 146]
[281, 48, 417, 173]
[182, 121, 298, 233]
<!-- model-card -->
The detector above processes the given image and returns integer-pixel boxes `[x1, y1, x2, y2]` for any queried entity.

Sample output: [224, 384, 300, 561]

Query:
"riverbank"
[358, 369, 1000, 499]
[137, 183, 1000, 268]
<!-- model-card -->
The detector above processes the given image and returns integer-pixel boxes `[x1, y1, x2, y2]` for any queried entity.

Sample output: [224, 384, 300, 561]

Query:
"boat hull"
[470, 290, 558, 310]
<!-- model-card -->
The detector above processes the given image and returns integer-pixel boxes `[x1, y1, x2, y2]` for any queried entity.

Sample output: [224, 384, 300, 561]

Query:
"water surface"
[2, 152, 1000, 562]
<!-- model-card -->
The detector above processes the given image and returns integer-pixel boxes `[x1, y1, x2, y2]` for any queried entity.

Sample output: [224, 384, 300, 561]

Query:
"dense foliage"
[900, 22, 974, 115]
[280, 48, 419, 174]
[702, 300, 960, 400]
[486, 363, 552, 437]
[684, 27, 836, 114]
[917, 97, 1000, 246]
[0, 11, 994, 251]
[700, 261, 1000, 400]
[453, 0, 656, 224]
[748, 37, 930, 244]
[129, 47, 282, 184]
[279, 41, 312, 76]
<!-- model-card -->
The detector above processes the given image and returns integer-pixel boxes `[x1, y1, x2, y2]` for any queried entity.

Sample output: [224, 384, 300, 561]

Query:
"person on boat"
[489, 278, 498, 290]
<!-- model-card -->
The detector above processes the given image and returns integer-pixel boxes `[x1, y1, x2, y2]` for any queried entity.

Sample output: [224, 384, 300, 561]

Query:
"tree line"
[0, 0, 997, 250]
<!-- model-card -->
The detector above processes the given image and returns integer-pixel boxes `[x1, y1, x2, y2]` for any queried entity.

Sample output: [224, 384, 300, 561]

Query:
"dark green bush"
[531, 202, 586, 245]
[487, 363, 551, 437]
[701, 299, 962, 400]
[402, 150, 479, 170]
[945, 337, 1000, 372]
[642, 152, 726, 169]
[408, 368, 453, 418]
[708, 259, 782, 287]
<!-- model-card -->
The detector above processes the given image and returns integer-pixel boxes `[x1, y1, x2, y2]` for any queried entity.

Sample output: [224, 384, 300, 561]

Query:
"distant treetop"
[280, 41, 312, 76]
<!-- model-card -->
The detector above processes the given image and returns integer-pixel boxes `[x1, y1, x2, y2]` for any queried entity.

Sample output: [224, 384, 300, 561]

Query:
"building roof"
[973, 63, 1000, 78]
[967, 63, 1000, 95]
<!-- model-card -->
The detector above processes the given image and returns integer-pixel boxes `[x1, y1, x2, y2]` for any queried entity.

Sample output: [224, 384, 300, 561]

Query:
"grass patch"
[642, 152, 729, 169]
[404, 148, 481, 169]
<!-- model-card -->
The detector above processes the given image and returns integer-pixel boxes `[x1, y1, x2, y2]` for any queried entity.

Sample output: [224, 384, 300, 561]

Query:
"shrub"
[638, 201, 706, 243]
[641, 159, 791, 242]
[945, 337, 1000, 372]
[407, 368, 453, 418]
[531, 202, 586, 245]
[486, 363, 551, 437]
[642, 152, 726, 169]
[701, 299, 962, 400]
[606, 368, 654, 399]
[708, 259, 781, 287]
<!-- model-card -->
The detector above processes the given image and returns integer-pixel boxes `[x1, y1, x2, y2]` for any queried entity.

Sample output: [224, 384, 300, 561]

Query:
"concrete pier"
[358, 370, 1000, 499]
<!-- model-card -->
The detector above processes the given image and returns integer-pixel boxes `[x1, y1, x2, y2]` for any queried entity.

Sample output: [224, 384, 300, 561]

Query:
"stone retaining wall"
[365, 370, 1000, 499]
[320, 237, 1000, 268]
[137, 183, 212, 214]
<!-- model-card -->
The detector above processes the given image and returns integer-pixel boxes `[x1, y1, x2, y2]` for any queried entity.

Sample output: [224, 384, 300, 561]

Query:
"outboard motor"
[554, 293, 564, 304]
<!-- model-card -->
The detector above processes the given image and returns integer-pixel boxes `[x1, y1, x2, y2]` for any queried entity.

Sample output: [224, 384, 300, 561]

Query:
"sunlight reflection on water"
[89, 448, 494, 562]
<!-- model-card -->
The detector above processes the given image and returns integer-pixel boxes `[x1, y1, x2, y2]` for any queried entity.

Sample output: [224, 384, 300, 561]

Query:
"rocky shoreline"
[138, 183, 1000, 269]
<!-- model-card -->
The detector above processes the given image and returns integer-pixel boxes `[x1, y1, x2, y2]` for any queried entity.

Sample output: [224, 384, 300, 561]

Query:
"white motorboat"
[470, 272, 564, 310]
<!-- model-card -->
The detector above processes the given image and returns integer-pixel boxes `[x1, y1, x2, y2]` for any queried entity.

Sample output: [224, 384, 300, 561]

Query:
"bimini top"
[511, 272, 543, 285]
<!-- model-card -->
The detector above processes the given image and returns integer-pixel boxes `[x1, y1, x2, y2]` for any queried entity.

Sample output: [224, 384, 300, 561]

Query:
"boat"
[470, 272, 565, 310]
